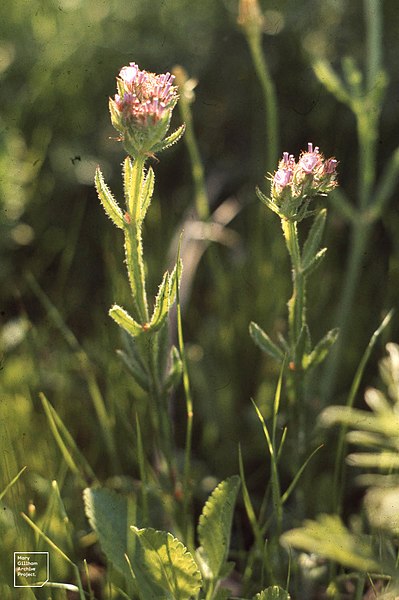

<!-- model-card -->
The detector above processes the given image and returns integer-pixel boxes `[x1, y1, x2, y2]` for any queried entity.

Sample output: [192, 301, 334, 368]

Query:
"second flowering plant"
[251, 143, 339, 460]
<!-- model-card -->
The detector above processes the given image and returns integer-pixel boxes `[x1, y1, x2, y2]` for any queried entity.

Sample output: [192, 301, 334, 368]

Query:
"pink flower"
[298, 143, 322, 174]
[323, 158, 338, 175]
[114, 62, 177, 126]
[274, 168, 292, 188]
[269, 143, 338, 216]
[109, 62, 180, 157]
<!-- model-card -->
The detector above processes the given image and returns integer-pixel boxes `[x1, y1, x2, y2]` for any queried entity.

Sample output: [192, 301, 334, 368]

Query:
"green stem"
[322, 0, 383, 403]
[124, 154, 149, 324]
[364, 0, 382, 92]
[147, 334, 173, 468]
[281, 219, 308, 488]
[247, 32, 279, 174]
[124, 154, 175, 478]
[174, 68, 209, 220]
[176, 238, 194, 547]
[282, 219, 304, 344]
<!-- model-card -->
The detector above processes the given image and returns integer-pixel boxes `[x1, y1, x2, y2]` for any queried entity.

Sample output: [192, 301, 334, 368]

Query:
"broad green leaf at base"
[197, 475, 240, 581]
[130, 526, 202, 600]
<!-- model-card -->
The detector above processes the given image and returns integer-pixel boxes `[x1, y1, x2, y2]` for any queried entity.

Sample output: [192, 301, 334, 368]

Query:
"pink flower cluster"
[272, 143, 338, 202]
[113, 62, 178, 127]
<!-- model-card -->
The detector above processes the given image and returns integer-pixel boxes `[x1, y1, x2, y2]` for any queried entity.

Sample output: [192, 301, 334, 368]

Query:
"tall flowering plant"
[251, 143, 338, 457]
[95, 62, 185, 477]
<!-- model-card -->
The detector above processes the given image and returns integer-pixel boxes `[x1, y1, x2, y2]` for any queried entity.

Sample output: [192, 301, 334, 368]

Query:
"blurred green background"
[1, 0, 399, 586]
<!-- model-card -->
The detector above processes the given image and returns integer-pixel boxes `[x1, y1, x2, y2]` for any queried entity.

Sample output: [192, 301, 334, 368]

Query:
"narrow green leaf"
[281, 445, 324, 505]
[152, 123, 186, 153]
[109, 304, 143, 338]
[40, 393, 96, 486]
[140, 166, 155, 222]
[197, 475, 240, 580]
[249, 321, 284, 361]
[281, 514, 382, 574]
[301, 247, 327, 276]
[253, 586, 291, 600]
[21, 512, 86, 600]
[302, 328, 339, 370]
[83, 488, 135, 580]
[294, 324, 311, 367]
[0, 466, 26, 502]
[251, 400, 282, 532]
[238, 445, 263, 551]
[116, 348, 149, 391]
[148, 272, 170, 333]
[123, 156, 133, 208]
[256, 187, 282, 218]
[163, 346, 183, 393]
[301, 208, 327, 270]
[168, 259, 183, 308]
[130, 526, 202, 599]
[95, 167, 125, 229]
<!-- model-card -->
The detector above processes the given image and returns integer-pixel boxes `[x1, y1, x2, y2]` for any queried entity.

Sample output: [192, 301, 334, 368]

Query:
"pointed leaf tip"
[250, 321, 284, 361]
[95, 167, 125, 229]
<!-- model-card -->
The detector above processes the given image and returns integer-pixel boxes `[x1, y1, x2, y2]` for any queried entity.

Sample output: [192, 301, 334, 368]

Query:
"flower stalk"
[95, 62, 185, 487]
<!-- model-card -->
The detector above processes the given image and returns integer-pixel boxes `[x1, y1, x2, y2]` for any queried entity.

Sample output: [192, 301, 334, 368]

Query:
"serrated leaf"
[140, 166, 155, 222]
[301, 247, 327, 276]
[302, 209, 327, 270]
[253, 586, 291, 600]
[130, 526, 202, 600]
[168, 259, 182, 308]
[123, 156, 133, 206]
[109, 304, 143, 338]
[280, 514, 381, 573]
[163, 346, 183, 393]
[83, 488, 137, 579]
[152, 123, 186, 153]
[197, 475, 240, 580]
[148, 272, 170, 333]
[302, 328, 339, 370]
[249, 322, 284, 361]
[95, 167, 125, 229]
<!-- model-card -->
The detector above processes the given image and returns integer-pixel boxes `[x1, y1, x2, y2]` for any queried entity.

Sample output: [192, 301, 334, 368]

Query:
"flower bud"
[110, 62, 179, 158]
[238, 0, 264, 38]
